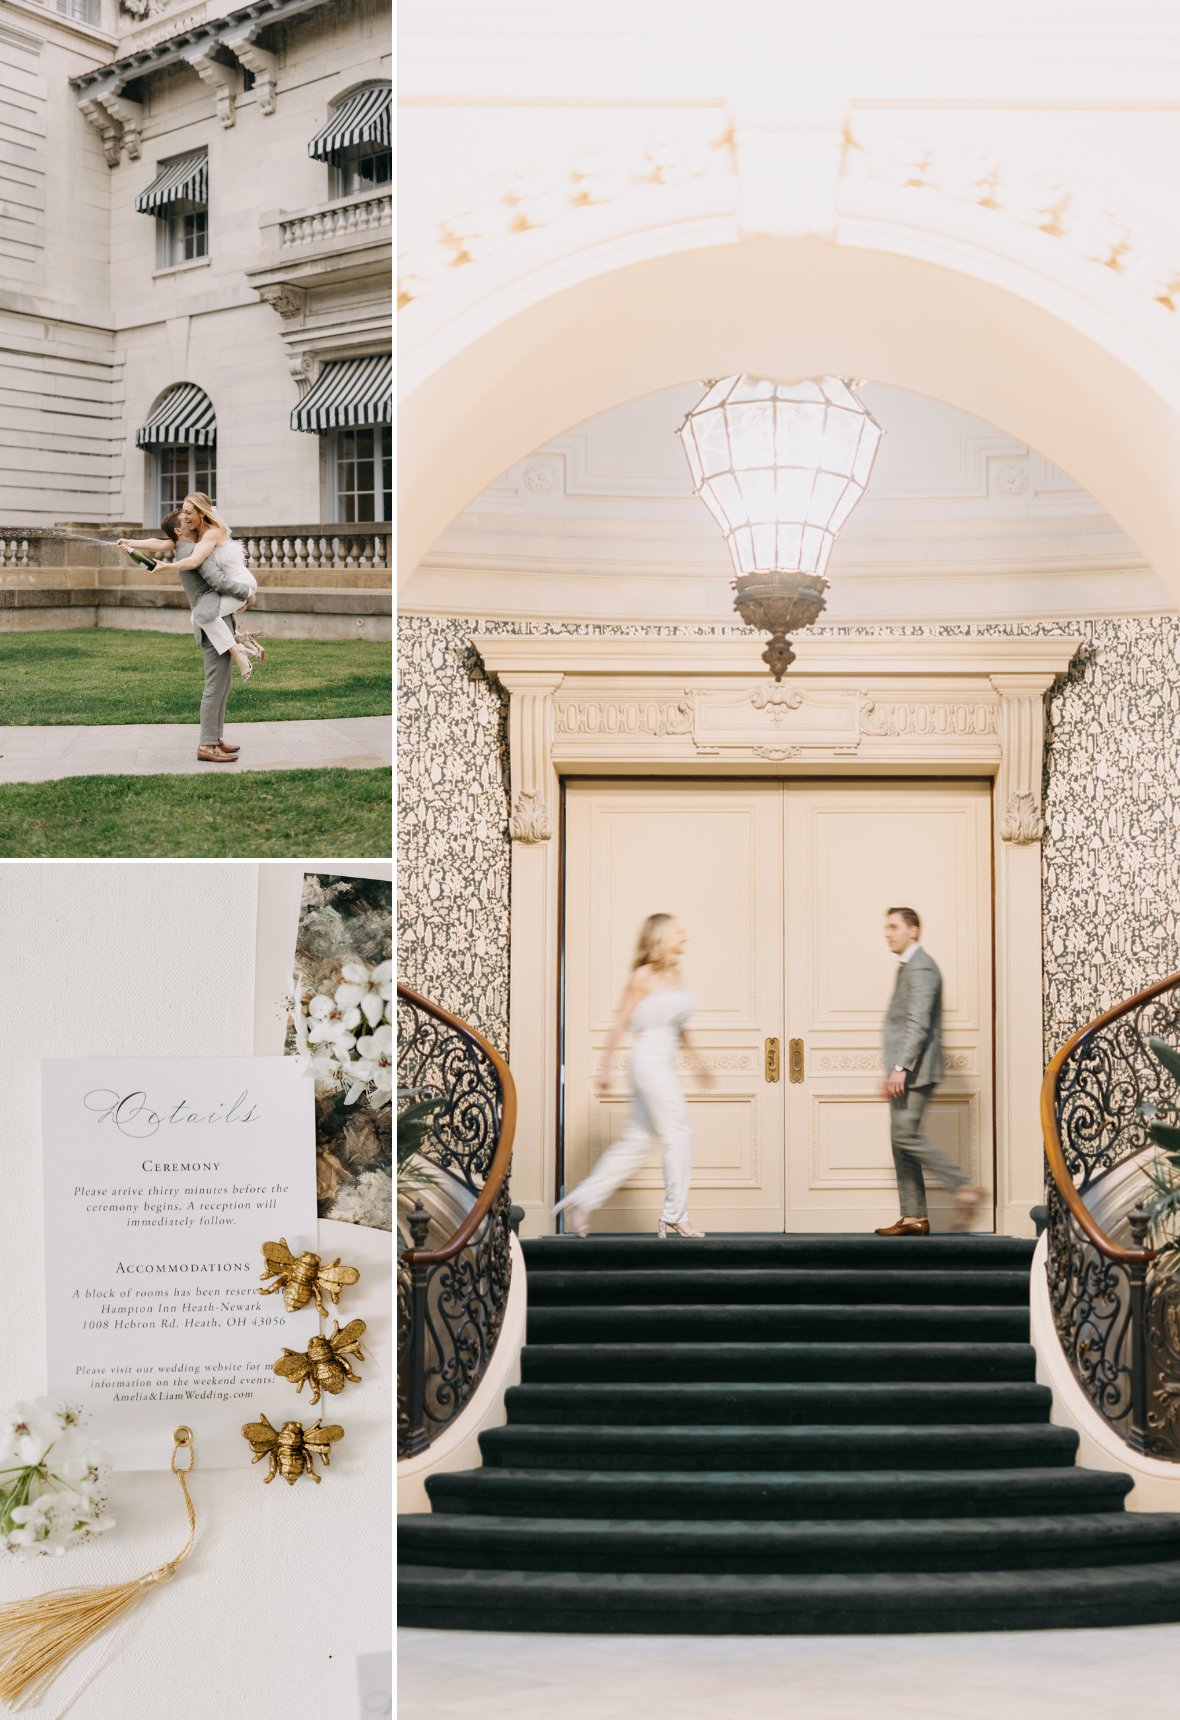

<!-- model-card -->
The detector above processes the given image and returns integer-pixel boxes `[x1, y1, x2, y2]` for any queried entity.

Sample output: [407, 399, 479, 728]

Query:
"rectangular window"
[152, 445, 216, 526]
[51, 0, 98, 21]
[331, 426, 390, 523]
[157, 202, 208, 269]
[331, 144, 392, 200]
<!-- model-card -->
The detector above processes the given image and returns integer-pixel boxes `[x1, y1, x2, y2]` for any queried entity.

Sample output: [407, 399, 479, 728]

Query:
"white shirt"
[899, 942, 921, 966]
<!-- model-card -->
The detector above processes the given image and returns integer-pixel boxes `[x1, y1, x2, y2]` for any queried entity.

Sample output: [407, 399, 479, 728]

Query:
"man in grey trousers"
[875, 906, 987, 1235]
[119, 511, 241, 764]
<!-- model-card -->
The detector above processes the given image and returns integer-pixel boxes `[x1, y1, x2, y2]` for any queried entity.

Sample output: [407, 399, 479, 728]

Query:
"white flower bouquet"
[291, 959, 393, 1107]
[0, 1400, 113, 1557]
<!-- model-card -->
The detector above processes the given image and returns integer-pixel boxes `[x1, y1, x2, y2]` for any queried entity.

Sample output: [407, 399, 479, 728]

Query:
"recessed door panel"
[564, 783, 785, 1232]
[785, 782, 992, 1231]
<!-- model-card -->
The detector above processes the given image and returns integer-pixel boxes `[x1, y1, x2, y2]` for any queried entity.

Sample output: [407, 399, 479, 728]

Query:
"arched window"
[135, 383, 217, 523]
[307, 83, 391, 200]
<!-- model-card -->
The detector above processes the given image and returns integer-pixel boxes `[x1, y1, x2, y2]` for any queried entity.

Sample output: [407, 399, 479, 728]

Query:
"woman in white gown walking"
[555, 913, 711, 1239]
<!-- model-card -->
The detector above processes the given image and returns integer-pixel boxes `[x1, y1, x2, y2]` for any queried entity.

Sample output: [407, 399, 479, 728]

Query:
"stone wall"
[397, 615, 1180, 1056]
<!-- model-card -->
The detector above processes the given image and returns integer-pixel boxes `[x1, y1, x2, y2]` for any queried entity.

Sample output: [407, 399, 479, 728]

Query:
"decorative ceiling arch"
[398, 228, 1180, 604]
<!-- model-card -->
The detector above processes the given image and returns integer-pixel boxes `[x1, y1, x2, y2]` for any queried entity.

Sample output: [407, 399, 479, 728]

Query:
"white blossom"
[1, 1400, 113, 1558]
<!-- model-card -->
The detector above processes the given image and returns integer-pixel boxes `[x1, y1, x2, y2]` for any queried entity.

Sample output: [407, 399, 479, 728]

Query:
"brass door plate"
[764, 1037, 781, 1083]
[788, 1038, 805, 1083]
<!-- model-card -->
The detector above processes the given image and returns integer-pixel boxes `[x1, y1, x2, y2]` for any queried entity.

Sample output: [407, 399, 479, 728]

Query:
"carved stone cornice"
[475, 637, 1081, 847]
[183, 44, 243, 128]
[96, 91, 143, 159]
[79, 97, 123, 168]
[499, 672, 563, 845]
[259, 284, 308, 321]
[221, 20, 279, 114]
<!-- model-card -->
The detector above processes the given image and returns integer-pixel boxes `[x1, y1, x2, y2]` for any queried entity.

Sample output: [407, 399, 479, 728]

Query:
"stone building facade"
[0, 0, 391, 531]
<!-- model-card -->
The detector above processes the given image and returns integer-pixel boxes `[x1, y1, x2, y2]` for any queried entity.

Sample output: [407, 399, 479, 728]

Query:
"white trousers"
[561, 1049, 693, 1224]
[197, 594, 246, 656]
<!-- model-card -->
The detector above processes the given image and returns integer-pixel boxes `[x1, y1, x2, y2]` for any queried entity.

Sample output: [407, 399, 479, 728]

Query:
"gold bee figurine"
[258, 1237, 360, 1315]
[241, 1413, 345, 1485]
[272, 1319, 367, 1405]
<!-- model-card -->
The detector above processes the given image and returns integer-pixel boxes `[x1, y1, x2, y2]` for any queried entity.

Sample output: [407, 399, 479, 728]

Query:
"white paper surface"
[42, 1056, 318, 1470]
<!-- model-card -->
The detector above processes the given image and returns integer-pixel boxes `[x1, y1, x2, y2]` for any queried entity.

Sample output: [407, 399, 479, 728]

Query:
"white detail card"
[42, 1057, 317, 1471]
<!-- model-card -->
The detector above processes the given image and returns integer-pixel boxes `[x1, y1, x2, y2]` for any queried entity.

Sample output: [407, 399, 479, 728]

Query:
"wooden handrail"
[397, 982, 517, 1267]
[1039, 969, 1180, 1266]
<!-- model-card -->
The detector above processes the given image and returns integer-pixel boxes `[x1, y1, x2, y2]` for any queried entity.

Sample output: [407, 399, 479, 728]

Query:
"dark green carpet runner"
[398, 1235, 1180, 1633]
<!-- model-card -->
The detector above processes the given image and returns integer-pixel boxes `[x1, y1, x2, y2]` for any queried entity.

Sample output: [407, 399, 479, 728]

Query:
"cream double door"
[563, 779, 993, 1233]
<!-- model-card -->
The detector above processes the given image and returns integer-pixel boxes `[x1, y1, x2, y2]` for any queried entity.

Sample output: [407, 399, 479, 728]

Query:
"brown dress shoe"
[217, 740, 241, 753]
[196, 744, 237, 763]
[874, 1216, 930, 1236]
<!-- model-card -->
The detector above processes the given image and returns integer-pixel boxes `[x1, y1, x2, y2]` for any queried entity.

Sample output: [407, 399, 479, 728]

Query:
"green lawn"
[0, 768, 392, 857]
[0, 631, 391, 725]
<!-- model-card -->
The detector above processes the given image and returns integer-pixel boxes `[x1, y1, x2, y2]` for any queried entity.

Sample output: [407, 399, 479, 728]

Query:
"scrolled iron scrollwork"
[397, 992, 502, 1192]
[1044, 1179, 1134, 1428]
[1045, 971, 1180, 1463]
[397, 987, 515, 1460]
[1055, 988, 1180, 1190]
[1144, 1269, 1180, 1460]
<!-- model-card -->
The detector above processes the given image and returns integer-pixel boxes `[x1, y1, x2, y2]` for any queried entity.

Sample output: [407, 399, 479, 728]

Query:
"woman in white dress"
[133, 493, 259, 682]
[555, 913, 711, 1239]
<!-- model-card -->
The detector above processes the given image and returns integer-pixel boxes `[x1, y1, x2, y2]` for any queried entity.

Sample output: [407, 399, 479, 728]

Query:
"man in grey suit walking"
[874, 906, 987, 1236]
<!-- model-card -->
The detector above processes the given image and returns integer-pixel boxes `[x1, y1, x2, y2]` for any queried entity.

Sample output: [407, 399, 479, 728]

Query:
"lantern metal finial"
[677, 375, 883, 678]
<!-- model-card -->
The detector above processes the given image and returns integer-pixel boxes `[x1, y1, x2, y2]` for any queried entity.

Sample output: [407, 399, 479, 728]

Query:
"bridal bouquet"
[291, 959, 393, 1107]
[1, 1400, 113, 1557]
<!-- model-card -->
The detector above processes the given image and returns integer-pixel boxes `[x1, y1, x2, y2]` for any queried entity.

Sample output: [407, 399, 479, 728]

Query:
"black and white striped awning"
[134, 150, 208, 215]
[307, 86, 391, 163]
[291, 355, 391, 434]
[135, 383, 217, 448]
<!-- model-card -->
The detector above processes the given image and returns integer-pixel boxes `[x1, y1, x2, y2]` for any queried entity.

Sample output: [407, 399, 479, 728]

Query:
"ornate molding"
[79, 97, 123, 168]
[860, 699, 998, 738]
[288, 349, 321, 394]
[695, 687, 865, 754]
[554, 696, 693, 739]
[1000, 790, 1043, 845]
[750, 685, 803, 723]
[509, 790, 552, 844]
[183, 44, 243, 129]
[500, 672, 563, 846]
[991, 673, 1054, 845]
[222, 22, 278, 115]
[96, 92, 143, 160]
[259, 283, 307, 321]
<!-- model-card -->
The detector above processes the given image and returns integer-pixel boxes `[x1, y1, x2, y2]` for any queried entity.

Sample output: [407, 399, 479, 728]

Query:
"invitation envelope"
[42, 1057, 317, 1470]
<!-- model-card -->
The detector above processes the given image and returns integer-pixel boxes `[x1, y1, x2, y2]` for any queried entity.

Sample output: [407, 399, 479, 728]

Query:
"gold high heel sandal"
[657, 1217, 706, 1239]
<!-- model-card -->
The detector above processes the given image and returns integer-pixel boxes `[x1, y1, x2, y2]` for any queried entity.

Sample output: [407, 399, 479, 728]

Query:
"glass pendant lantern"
[677, 375, 883, 678]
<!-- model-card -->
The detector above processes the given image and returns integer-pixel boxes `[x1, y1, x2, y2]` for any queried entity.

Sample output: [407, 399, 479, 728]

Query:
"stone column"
[991, 672, 1054, 1235]
[498, 672, 563, 1235]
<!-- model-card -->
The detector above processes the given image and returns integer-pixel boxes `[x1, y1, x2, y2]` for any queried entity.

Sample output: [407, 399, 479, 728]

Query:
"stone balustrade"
[0, 524, 390, 571]
[278, 193, 392, 249]
[237, 525, 389, 570]
[0, 523, 391, 640]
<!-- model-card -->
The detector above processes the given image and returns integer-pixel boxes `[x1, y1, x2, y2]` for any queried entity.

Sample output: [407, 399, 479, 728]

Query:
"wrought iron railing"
[397, 984, 516, 1459]
[1042, 970, 1180, 1459]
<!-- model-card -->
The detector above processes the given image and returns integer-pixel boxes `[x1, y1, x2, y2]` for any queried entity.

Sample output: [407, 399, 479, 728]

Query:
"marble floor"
[0, 715, 391, 780]
[398, 1623, 1180, 1719]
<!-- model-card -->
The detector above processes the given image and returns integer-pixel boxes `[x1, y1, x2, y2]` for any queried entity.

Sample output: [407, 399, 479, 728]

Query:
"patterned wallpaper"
[397, 615, 1180, 1059]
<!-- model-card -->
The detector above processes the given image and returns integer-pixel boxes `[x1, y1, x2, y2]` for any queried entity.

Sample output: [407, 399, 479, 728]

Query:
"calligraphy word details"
[42, 1057, 317, 1469]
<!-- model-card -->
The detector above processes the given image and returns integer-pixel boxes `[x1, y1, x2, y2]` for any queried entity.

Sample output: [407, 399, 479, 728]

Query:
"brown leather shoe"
[196, 745, 237, 763]
[874, 1216, 930, 1236]
[217, 740, 241, 753]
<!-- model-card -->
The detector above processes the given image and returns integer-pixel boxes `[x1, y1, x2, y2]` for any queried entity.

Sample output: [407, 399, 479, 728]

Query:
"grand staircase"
[397, 1234, 1180, 1633]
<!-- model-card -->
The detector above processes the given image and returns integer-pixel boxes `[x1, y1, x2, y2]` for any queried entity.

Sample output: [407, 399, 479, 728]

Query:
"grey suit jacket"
[882, 946, 944, 1088]
[168, 538, 233, 646]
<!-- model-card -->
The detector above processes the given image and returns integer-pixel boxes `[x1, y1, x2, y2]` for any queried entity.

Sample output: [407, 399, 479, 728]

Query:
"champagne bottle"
[126, 548, 157, 571]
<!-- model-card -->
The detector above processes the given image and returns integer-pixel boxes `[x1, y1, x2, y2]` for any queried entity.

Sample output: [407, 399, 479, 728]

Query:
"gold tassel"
[0, 1426, 197, 1712]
